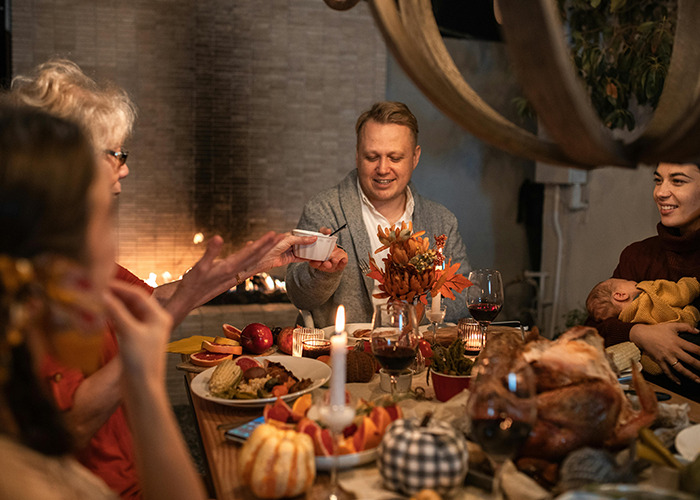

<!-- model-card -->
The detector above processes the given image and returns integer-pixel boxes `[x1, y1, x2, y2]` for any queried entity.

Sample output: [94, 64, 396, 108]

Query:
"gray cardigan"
[285, 170, 471, 328]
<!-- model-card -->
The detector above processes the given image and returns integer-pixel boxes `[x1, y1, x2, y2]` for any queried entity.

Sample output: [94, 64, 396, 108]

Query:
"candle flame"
[193, 232, 204, 245]
[145, 272, 158, 287]
[335, 305, 345, 334]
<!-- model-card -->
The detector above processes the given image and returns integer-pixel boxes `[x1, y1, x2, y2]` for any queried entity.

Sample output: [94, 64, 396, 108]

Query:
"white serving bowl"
[379, 368, 413, 394]
[292, 229, 337, 261]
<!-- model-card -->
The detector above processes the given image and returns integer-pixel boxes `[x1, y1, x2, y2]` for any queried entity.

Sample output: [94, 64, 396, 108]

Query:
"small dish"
[675, 423, 700, 461]
[379, 368, 413, 393]
[292, 229, 337, 261]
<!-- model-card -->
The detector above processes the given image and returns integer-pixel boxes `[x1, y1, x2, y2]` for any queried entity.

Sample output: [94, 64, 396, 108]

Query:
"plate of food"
[322, 322, 454, 341]
[190, 355, 331, 408]
[322, 323, 372, 341]
[315, 448, 378, 471]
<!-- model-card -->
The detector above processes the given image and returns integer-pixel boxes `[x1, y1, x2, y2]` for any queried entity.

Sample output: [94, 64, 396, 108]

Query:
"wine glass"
[370, 302, 420, 398]
[425, 301, 446, 344]
[466, 269, 504, 346]
[466, 358, 537, 484]
[317, 391, 355, 500]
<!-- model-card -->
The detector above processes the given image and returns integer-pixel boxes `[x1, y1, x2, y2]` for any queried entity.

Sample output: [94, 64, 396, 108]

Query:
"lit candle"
[431, 291, 442, 313]
[330, 305, 347, 407]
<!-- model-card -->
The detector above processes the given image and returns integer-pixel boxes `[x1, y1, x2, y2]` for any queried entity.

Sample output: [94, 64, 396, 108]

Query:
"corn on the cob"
[605, 341, 640, 373]
[208, 359, 243, 398]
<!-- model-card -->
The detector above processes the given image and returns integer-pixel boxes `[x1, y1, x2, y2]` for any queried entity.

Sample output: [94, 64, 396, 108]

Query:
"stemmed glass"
[466, 358, 537, 486]
[317, 391, 355, 500]
[425, 299, 446, 344]
[370, 302, 420, 398]
[466, 269, 504, 347]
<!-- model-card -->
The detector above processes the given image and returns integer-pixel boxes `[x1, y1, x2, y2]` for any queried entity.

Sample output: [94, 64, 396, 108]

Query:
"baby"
[586, 277, 700, 325]
[587, 277, 700, 375]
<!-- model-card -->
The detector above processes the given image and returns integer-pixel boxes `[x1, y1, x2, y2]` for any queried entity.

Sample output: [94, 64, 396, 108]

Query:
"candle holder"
[292, 327, 324, 357]
[302, 338, 331, 359]
[458, 318, 484, 357]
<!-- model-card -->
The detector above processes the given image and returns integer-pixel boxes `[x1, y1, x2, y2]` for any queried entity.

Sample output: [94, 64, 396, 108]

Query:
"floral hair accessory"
[0, 254, 106, 381]
[366, 222, 471, 311]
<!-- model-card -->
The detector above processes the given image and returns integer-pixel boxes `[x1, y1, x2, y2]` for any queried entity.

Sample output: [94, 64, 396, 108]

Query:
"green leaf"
[610, 0, 626, 13]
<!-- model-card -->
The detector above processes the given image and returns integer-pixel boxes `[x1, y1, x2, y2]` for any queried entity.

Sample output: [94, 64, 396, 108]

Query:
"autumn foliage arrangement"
[366, 222, 471, 313]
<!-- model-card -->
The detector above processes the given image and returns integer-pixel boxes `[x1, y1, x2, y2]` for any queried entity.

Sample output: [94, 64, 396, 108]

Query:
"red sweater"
[589, 223, 700, 346]
[42, 265, 153, 499]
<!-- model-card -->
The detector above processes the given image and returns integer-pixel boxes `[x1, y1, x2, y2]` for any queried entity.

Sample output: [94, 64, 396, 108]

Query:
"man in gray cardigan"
[286, 102, 471, 328]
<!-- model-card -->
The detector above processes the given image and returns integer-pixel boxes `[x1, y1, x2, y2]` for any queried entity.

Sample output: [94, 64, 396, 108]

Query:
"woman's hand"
[630, 323, 700, 383]
[255, 232, 318, 270]
[161, 232, 295, 325]
[103, 280, 173, 382]
[180, 232, 286, 300]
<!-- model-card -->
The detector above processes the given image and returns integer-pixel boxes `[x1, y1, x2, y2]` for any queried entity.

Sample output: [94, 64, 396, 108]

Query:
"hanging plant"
[516, 0, 676, 131]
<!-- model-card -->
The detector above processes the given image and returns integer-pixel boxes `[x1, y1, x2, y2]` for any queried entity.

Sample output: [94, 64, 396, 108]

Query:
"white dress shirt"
[357, 178, 415, 310]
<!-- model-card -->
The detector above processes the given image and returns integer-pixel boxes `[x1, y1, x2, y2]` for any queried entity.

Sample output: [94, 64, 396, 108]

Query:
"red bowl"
[430, 371, 471, 402]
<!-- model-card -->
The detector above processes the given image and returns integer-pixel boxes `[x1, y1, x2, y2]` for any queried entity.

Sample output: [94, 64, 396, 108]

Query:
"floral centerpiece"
[365, 222, 471, 319]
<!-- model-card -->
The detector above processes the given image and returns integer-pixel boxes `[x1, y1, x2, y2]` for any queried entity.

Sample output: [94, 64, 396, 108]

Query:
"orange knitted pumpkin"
[239, 423, 316, 498]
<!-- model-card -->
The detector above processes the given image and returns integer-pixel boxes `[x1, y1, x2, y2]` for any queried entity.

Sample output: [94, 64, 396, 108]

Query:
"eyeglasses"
[104, 149, 129, 167]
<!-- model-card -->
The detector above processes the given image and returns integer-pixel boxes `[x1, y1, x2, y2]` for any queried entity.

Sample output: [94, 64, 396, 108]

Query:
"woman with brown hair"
[0, 104, 206, 499]
[589, 162, 700, 400]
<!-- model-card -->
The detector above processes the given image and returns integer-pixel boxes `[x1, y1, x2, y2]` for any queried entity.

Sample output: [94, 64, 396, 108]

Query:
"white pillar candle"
[431, 292, 442, 313]
[330, 305, 347, 407]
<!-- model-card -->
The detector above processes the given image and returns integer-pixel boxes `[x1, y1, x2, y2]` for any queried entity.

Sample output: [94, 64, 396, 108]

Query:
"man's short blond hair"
[355, 101, 419, 148]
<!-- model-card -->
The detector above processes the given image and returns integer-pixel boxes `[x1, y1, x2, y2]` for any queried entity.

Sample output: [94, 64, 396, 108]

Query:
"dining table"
[176, 331, 700, 500]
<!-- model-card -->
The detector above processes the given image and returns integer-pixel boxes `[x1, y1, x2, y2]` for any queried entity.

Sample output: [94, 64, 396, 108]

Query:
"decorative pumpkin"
[346, 345, 376, 382]
[378, 416, 468, 496]
[238, 423, 316, 499]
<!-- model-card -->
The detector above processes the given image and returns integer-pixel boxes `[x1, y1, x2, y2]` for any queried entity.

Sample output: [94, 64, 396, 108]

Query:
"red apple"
[240, 323, 273, 354]
[276, 326, 294, 355]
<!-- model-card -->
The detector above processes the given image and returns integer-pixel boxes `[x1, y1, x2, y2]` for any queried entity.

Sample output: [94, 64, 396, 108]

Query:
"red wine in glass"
[370, 302, 420, 398]
[372, 344, 416, 372]
[467, 269, 504, 347]
[468, 302, 502, 323]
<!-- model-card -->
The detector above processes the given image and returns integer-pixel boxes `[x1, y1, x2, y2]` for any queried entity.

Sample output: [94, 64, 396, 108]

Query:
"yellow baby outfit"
[619, 277, 700, 375]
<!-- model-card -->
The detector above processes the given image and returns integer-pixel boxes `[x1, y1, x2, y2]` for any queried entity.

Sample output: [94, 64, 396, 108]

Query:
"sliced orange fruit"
[291, 393, 312, 418]
[383, 403, 403, 422]
[369, 406, 392, 435]
[315, 428, 334, 456]
[336, 435, 356, 455]
[352, 416, 381, 452]
[222, 323, 241, 341]
[263, 398, 294, 423]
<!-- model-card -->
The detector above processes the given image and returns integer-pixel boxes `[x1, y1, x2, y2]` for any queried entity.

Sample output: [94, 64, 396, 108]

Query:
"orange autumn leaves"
[366, 222, 471, 305]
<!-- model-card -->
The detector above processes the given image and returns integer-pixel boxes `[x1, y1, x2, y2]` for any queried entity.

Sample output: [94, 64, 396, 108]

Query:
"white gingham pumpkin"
[378, 417, 469, 496]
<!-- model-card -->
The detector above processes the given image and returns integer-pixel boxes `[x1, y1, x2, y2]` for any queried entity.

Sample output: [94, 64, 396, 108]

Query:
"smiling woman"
[587, 162, 700, 402]
[654, 163, 700, 235]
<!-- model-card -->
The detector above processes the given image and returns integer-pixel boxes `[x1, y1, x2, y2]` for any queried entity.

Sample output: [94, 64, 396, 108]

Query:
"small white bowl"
[292, 229, 337, 261]
[379, 368, 413, 394]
